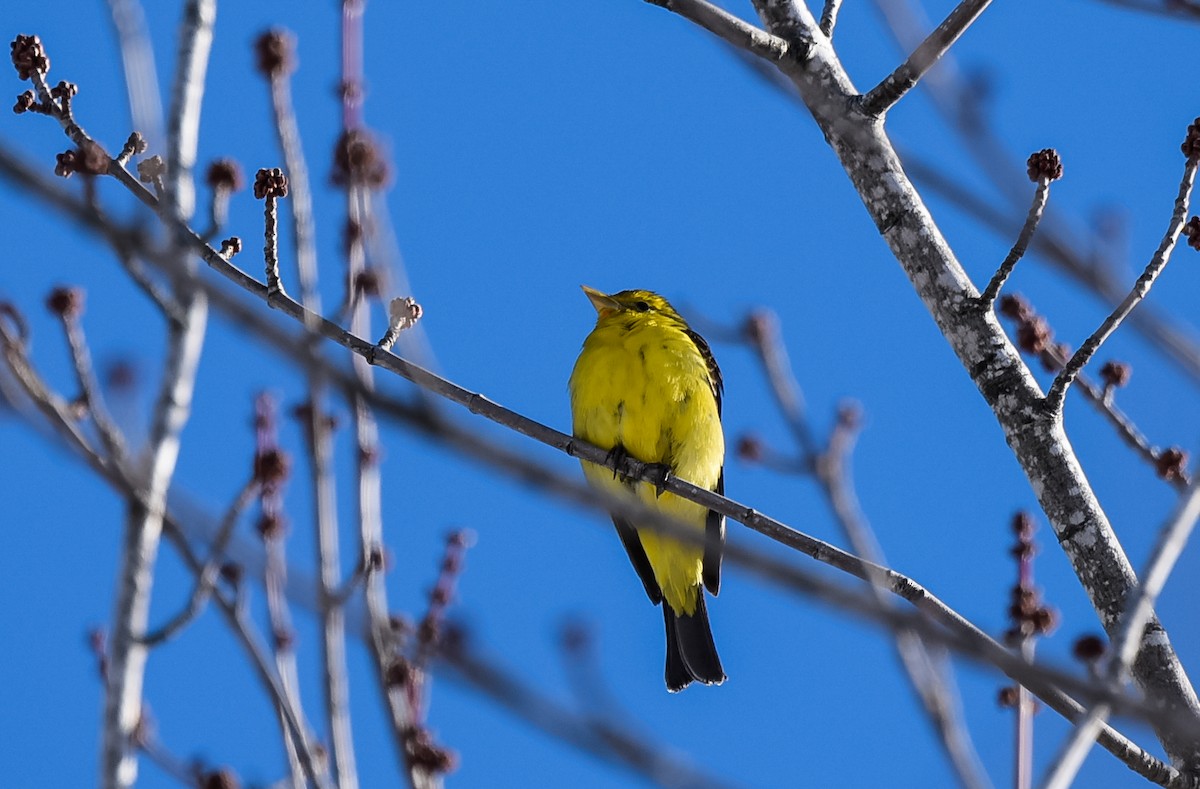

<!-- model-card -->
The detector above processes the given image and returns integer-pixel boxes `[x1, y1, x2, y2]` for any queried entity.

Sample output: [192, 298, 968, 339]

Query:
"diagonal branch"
[819, 0, 844, 37]
[647, 0, 789, 61]
[1045, 155, 1198, 413]
[1040, 481, 1200, 789]
[98, 2, 214, 785]
[862, 0, 991, 116]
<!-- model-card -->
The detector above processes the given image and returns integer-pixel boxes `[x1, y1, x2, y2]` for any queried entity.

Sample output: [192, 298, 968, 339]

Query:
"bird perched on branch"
[569, 286, 726, 691]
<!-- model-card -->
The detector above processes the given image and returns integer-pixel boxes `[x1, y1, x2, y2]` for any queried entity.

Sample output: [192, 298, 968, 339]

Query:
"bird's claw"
[606, 445, 633, 484]
[644, 462, 673, 498]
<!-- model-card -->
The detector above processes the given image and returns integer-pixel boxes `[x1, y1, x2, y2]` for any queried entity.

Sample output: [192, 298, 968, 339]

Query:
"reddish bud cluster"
[998, 294, 1071, 371]
[1183, 216, 1200, 252]
[331, 129, 389, 188]
[1005, 512, 1057, 643]
[736, 434, 764, 462]
[1155, 447, 1189, 482]
[253, 167, 289, 199]
[55, 141, 107, 178]
[253, 447, 290, 486]
[354, 268, 381, 298]
[404, 726, 458, 775]
[1026, 148, 1063, 182]
[46, 286, 83, 318]
[49, 80, 76, 100]
[120, 132, 148, 158]
[1099, 360, 1131, 389]
[385, 656, 411, 687]
[199, 769, 241, 789]
[12, 90, 36, 113]
[136, 155, 166, 184]
[1182, 117, 1200, 161]
[272, 627, 295, 652]
[742, 310, 773, 345]
[219, 237, 242, 257]
[343, 219, 364, 255]
[997, 293, 1031, 322]
[218, 562, 242, 586]
[205, 158, 244, 192]
[256, 512, 286, 541]
[1072, 634, 1107, 663]
[560, 620, 590, 654]
[254, 29, 295, 77]
[10, 34, 49, 80]
[1015, 313, 1052, 356]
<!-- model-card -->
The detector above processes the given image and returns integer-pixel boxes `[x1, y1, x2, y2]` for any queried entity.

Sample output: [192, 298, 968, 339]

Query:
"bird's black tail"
[663, 590, 725, 692]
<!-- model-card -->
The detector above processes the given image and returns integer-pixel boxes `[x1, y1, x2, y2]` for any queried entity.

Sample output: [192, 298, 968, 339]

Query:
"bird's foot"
[643, 462, 673, 498]
[606, 444, 633, 484]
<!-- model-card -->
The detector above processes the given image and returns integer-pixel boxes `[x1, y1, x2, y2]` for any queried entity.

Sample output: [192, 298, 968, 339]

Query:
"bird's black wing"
[684, 327, 723, 415]
[703, 469, 725, 596]
[613, 515, 663, 605]
[685, 327, 726, 596]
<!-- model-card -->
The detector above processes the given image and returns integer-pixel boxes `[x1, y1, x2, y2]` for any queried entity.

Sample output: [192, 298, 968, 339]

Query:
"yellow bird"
[569, 286, 726, 691]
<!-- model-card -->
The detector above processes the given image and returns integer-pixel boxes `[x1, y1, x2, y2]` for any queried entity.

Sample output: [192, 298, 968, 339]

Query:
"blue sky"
[3, 1, 1200, 787]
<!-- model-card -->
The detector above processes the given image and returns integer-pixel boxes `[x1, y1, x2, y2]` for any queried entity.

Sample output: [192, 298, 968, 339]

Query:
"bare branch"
[979, 151, 1060, 309]
[1041, 482, 1200, 789]
[862, 0, 992, 115]
[741, 314, 989, 789]
[51, 287, 128, 461]
[255, 26, 357, 787]
[104, 0, 163, 144]
[138, 478, 258, 646]
[647, 0, 789, 61]
[1095, 0, 1200, 21]
[819, 0, 844, 36]
[1046, 154, 1198, 413]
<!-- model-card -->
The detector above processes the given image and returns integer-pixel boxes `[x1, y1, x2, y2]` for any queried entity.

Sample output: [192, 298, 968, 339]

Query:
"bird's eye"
[634, 301, 651, 312]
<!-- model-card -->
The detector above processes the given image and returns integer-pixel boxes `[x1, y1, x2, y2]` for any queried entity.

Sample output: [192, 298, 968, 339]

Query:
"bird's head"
[580, 286, 684, 323]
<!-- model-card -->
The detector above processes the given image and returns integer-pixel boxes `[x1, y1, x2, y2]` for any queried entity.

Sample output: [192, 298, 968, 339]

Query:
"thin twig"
[870, 0, 1200, 385]
[163, 0, 215, 220]
[101, 2, 214, 775]
[861, 0, 991, 115]
[54, 290, 128, 461]
[743, 311, 818, 458]
[744, 315, 989, 789]
[1095, 0, 1200, 21]
[138, 478, 258, 646]
[258, 27, 357, 787]
[648, 0, 790, 61]
[115, 245, 184, 323]
[255, 393, 317, 788]
[1046, 157, 1198, 413]
[0, 313, 321, 789]
[979, 176, 1052, 309]
[255, 168, 289, 301]
[1040, 482, 1200, 789]
[1000, 296, 1190, 491]
[104, 0, 163, 145]
[819, 0, 843, 36]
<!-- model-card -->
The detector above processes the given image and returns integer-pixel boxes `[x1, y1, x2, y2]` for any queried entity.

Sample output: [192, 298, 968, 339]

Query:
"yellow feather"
[568, 288, 724, 616]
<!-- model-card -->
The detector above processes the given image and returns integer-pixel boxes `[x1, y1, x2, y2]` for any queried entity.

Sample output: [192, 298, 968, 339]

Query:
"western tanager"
[569, 286, 725, 691]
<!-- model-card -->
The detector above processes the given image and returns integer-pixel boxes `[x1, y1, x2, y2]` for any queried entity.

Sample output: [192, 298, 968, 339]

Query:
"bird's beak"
[581, 285, 620, 317]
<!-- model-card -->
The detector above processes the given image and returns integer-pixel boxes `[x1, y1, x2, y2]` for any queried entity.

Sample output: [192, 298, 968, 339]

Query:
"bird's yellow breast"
[569, 314, 723, 613]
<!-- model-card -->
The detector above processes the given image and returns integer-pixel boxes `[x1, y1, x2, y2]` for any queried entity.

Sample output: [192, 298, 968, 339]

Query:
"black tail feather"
[663, 590, 725, 692]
